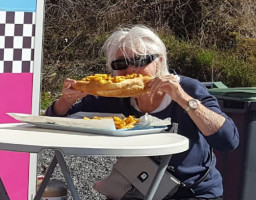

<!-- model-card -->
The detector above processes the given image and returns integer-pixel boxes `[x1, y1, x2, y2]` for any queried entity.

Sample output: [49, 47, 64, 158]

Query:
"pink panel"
[0, 73, 33, 200]
[0, 151, 30, 199]
[0, 73, 33, 123]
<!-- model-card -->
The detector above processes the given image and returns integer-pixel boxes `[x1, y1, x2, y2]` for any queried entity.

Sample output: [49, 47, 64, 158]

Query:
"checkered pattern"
[0, 11, 35, 73]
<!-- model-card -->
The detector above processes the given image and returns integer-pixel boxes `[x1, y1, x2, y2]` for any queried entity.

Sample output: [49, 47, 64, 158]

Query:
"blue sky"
[0, 0, 36, 12]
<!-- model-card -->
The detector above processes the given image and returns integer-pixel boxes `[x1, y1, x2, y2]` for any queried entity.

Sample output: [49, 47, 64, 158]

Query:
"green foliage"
[218, 53, 256, 87]
[41, 0, 256, 110]
[195, 50, 215, 67]
[160, 31, 256, 87]
[40, 91, 58, 112]
[234, 34, 256, 61]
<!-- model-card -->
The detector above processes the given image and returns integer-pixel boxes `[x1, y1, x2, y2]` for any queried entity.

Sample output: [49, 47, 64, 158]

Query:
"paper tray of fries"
[7, 112, 170, 136]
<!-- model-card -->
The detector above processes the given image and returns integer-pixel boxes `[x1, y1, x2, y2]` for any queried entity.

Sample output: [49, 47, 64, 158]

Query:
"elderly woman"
[45, 25, 239, 200]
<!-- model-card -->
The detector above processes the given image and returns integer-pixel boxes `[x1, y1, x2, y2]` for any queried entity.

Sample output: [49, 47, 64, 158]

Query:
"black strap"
[180, 147, 214, 193]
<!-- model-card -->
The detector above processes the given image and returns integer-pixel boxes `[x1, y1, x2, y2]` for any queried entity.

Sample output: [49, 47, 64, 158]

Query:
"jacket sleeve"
[44, 100, 63, 116]
[182, 77, 239, 152]
[45, 95, 100, 117]
[205, 116, 239, 151]
[200, 87, 239, 151]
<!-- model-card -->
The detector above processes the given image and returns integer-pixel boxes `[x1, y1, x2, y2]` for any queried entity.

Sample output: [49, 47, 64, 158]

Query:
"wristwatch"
[185, 99, 201, 112]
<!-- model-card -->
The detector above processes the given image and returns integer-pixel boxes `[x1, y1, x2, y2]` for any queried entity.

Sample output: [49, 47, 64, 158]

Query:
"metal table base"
[0, 177, 10, 200]
[34, 150, 172, 200]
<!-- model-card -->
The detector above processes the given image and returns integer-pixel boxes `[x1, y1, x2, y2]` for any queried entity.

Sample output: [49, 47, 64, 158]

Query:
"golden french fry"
[83, 115, 139, 129]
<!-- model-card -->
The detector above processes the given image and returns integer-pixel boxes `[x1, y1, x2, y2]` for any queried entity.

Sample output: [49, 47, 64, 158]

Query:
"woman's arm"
[176, 93, 225, 136]
[149, 74, 226, 136]
[149, 74, 239, 151]
[47, 78, 87, 116]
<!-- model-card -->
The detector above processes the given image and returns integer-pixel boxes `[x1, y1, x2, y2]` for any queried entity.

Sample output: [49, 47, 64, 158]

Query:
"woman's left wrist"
[175, 92, 191, 110]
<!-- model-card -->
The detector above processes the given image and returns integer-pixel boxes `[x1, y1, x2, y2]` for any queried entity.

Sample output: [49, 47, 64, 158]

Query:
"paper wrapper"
[137, 113, 171, 128]
[69, 112, 171, 129]
[7, 113, 116, 130]
[7, 112, 171, 131]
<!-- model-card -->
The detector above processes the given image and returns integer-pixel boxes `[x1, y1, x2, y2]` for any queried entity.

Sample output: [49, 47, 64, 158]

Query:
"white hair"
[102, 25, 170, 76]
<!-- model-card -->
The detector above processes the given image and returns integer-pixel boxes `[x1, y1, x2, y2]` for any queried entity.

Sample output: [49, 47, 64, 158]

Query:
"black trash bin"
[209, 87, 256, 200]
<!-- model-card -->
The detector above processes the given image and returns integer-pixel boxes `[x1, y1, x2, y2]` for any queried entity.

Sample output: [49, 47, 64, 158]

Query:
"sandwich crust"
[72, 74, 152, 97]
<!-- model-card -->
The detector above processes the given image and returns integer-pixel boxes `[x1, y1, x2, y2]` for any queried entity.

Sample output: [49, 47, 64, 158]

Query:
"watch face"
[189, 100, 199, 109]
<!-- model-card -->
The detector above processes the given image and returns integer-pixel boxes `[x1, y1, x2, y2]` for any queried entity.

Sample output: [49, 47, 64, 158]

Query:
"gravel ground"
[37, 149, 117, 200]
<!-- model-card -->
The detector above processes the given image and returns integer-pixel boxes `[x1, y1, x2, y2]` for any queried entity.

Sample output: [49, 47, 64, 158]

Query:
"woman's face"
[112, 49, 160, 76]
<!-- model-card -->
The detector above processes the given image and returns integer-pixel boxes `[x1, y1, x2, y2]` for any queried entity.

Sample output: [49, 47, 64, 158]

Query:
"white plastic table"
[0, 123, 189, 200]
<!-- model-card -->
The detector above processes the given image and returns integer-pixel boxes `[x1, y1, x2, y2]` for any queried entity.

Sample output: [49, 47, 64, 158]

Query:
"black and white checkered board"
[0, 11, 35, 73]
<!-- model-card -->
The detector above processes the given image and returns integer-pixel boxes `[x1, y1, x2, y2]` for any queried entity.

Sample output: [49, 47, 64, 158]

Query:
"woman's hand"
[148, 74, 188, 103]
[148, 74, 226, 136]
[60, 78, 87, 104]
[53, 78, 87, 116]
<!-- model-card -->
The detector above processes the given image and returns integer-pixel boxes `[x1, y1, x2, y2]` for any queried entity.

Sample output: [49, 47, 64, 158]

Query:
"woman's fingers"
[63, 78, 76, 89]
[148, 75, 183, 101]
[67, 90, 87, 99]
[61, 78, 87, 101]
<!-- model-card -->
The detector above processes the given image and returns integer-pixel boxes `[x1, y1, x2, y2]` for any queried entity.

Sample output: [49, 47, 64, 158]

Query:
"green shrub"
[218, 53, 256, 87]
[160, 32, 256, 87]
[40, 91, 57, 112]
[41, 0, 256, 110]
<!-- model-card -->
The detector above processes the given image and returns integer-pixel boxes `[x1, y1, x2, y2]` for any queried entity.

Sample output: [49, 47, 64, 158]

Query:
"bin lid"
[208, 87, 256, 102]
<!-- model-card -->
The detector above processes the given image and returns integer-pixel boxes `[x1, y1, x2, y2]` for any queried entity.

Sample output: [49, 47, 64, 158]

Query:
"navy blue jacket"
[45, 75, 239, 198]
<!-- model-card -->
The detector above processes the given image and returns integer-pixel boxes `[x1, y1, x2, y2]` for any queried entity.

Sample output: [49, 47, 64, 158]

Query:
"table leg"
[55, 150, 81, 200]
[0, 177, 10, 200]
[144, 154, 172, 200]
[34, 153, 58, 200]
[34, 150, 81, 200]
